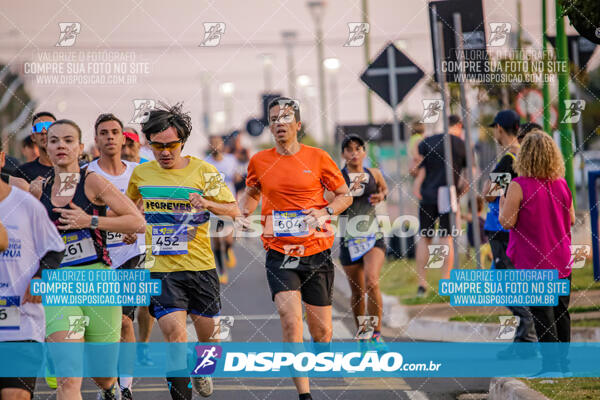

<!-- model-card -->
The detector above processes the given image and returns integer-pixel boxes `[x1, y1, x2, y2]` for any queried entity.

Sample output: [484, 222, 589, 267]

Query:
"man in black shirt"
[13, 111, 56, 183]
[413, 115, 467, 297]
[0, 155, 20, 183]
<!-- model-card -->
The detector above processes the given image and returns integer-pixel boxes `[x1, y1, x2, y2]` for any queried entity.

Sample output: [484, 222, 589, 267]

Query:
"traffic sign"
[515, 88, 558, 129]
[360, 43, 419, 259]
[244, 93, 282, 137]
[547, 35, 597, 68]
[515, 89, 544, 119]
[246, 118, 265, 137]
[428, 0, 488, 83]
[261, 93, 281, 125]
[360, 43, 424, 107]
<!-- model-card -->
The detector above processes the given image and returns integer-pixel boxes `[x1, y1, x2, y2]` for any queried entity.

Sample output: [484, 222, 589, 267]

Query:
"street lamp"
[212, 111, 226, 135]
[219, 82, 235, 96]
[259, 53, 274, 92]
[323, 57, 340, 71]
[219, 82, 235, 131]
[306, 0, 329, 147]
[281, 31, 298, 98]
[200, 71, 212, 135]
[324, 57, 340, 147]
[296, 75, 312, 130]
[296, 74, 311, 88]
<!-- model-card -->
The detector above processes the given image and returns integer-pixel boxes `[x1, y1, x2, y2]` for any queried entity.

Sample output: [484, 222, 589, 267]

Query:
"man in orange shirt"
[238, 97, 351, 400]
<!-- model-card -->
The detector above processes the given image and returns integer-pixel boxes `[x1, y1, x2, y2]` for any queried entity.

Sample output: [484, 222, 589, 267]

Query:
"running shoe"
[369, 332, 389, 353]
[526, 370, 571, 379]
[97, 384, 120, 400]
[45, 374, 57, 389]
[496, 344, 539, 360]
[219, 273, 229, 285]
[358, 339, 369, 355]
[225, 247, 236, 268]
[191, 376, 214, 397]
[137, 343, 154, 367]
[121, 388, 133, 400]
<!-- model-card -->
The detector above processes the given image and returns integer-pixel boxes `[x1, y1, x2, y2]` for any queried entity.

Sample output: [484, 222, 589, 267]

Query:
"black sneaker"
[416, 286, 427, 298]
[121, 388, 133, 400]
[97, 384, 119, 400]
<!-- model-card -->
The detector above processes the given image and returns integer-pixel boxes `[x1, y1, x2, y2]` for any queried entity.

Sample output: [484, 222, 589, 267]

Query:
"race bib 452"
[151, 225, 188, 255]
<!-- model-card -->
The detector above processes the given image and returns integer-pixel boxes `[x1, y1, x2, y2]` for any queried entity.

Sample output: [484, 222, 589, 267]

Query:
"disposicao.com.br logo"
[221, 351, 441, 374]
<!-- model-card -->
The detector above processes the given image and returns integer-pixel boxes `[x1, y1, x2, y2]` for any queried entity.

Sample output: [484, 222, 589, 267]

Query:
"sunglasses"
[148, 140, 182, 151]
[32, 121, 53, 133]
[269, 102, 299, 125]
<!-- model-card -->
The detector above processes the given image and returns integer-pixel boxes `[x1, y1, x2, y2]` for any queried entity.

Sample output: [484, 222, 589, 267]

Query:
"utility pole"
[307, 1, 329, 147]
[542, 0, 551, 133]
[281, 31, 298, 99]
[362, 0, 378, 167]
[555, 0, 576, 202]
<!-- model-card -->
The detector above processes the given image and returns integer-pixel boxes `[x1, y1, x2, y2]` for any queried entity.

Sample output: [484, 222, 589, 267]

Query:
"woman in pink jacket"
[500, 131, 575, 372]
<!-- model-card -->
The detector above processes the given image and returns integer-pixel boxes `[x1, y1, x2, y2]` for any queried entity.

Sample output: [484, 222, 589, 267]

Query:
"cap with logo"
[489, 110, 520, 131]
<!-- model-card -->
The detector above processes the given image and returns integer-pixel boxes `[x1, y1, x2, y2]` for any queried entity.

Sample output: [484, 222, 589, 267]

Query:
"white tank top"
[86, 160, 145, 268]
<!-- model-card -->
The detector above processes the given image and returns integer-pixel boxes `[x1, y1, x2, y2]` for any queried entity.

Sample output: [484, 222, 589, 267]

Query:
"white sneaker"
[191, 376, 213, 397]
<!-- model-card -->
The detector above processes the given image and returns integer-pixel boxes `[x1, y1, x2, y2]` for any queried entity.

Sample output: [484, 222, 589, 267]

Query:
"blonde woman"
[499, 131, 575, 372]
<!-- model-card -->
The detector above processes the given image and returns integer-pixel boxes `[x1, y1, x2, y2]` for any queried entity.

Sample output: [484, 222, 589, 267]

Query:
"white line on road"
[406, 390, 430, 400]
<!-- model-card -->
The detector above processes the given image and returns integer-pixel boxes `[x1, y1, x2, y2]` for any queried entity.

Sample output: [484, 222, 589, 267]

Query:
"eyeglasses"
[270, 111, 295, 125]
[148, 140, 182, 151]
[32, 121, 53, 133]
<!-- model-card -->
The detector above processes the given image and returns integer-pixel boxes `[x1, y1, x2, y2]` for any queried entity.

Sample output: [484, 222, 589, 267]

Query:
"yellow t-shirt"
[126, 156, 236, 272]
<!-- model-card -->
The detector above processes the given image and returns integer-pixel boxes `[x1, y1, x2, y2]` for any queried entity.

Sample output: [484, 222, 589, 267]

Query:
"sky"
[0, 0, 594, 155]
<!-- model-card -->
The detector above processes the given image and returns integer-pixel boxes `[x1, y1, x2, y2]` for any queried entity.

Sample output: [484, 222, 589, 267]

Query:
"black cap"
[341, 134, 365, 151]
[489, 110, 520, 130]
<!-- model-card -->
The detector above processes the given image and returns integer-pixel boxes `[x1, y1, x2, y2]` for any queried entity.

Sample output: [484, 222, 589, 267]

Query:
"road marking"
[343, 377, 410, 390]
[406, 390, 430, 400]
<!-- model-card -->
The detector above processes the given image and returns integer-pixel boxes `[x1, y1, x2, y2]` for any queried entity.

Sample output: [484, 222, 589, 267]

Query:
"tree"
[560, 0, 600, 45]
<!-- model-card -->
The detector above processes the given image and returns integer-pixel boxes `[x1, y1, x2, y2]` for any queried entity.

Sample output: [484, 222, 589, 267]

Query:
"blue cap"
[489, 110, 520, 131]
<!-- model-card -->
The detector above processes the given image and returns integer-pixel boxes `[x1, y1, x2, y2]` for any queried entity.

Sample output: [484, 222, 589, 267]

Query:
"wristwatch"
[90, 215, 99, 230]
[325, 206, 334, 216]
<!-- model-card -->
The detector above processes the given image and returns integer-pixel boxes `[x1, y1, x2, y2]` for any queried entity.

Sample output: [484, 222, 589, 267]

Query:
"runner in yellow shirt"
[126, 103, 239, 399]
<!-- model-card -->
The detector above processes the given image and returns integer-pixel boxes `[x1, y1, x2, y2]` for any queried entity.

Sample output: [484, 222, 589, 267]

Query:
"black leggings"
[529, 275, 571, 370]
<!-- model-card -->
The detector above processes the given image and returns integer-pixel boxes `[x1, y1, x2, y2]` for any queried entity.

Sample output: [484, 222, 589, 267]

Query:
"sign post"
[431, 4, 458, 270]
[555, 0, 576, 204]
[571, 39, 587, 208]
[453, 12, 481, 269]
[361, 43, 424, 256]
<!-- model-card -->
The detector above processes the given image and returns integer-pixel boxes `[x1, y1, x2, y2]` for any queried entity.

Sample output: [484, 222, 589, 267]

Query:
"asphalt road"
[33, 238, 490, 400]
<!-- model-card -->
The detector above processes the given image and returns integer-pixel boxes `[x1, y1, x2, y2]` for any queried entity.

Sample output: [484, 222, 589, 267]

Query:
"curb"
[400, 317, 600, 342]
[488, 378, 550, 400]
[333, 268, 600, 341]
